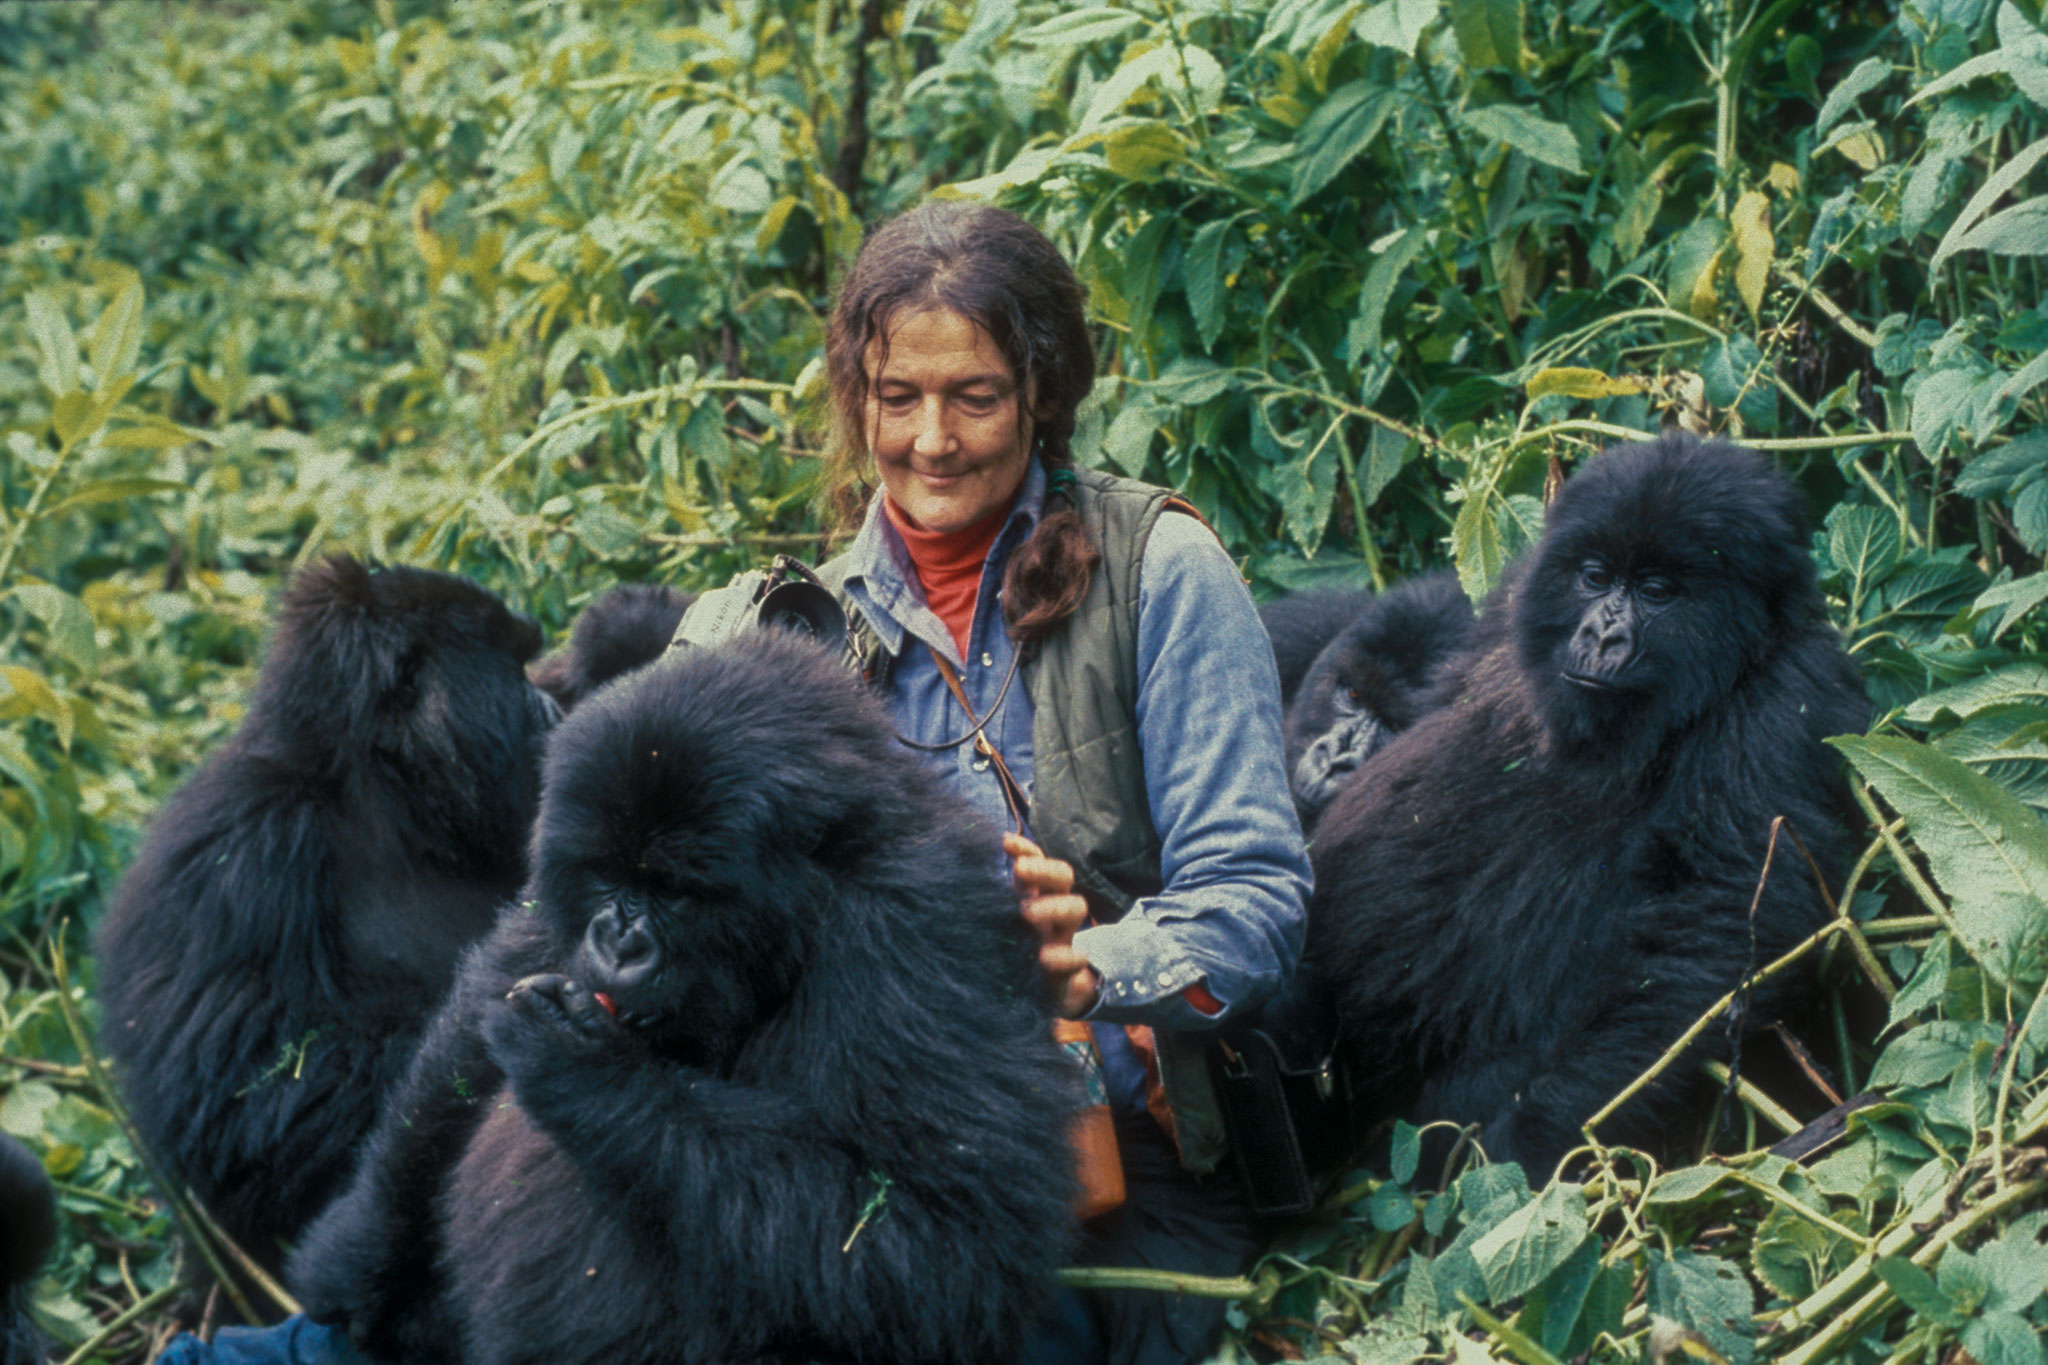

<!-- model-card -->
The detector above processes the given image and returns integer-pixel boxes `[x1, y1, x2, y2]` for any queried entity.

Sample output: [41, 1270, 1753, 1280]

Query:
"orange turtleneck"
[882, 492, 1015, 659]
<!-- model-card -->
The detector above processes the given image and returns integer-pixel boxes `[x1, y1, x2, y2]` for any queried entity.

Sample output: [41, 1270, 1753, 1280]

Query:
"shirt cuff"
[1075, 920, 1232, 1030]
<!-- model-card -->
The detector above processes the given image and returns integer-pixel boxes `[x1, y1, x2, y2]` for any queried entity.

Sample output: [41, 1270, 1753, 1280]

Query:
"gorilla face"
[1516, 439, 1810, 756]
[1286, 572, 1472, 825]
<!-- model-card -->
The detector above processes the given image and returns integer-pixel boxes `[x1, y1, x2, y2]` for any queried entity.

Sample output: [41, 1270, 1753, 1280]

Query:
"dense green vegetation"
[4, 0, 2048, 1360]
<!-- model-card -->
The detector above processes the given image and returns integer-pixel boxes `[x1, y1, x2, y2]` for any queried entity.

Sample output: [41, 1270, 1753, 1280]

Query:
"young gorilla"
[529, 583, 694, 710]
[1285, 571, 1473, 831]
[0, 1135, 53, 1365]
[1258, 588, 1373, 707]
[1308, 435, 1868, 1176]
[95, 556, 556, 1263]
[291, 632, 1079, 1365]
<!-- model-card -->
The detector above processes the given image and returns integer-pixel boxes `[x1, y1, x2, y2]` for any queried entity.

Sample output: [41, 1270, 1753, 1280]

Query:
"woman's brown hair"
[823, 200, 1100, 645]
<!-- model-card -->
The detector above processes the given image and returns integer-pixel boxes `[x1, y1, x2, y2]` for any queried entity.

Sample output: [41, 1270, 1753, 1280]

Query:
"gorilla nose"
[589, 906, 658, 985]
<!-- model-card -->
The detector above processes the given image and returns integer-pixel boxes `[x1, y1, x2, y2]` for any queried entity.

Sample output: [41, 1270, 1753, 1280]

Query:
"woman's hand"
[1004, 833, 1100, 1018]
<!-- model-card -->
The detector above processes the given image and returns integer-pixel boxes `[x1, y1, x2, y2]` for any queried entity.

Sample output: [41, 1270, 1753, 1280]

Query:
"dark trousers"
[1023, 1113, 1260, 1365]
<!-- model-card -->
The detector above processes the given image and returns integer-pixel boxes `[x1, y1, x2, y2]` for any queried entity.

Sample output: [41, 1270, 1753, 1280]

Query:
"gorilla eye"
[1579, 563, 1613, 592]
[1637, 577, 1677, 605]
[1347, 687, 1365, 704]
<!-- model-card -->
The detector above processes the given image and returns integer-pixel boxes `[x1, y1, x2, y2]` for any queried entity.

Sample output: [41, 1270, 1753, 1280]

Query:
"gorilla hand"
[487, 974, 636, 1102]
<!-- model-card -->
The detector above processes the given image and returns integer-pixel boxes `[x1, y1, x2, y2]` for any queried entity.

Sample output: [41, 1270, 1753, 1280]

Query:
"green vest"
[822, 469, 1228, 1173]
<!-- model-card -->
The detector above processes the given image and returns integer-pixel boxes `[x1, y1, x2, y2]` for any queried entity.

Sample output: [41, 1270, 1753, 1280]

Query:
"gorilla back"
[1308, 435, 1868, 1174]
[291, 633, 1078, 1365]
[95, 555, 554, 1258]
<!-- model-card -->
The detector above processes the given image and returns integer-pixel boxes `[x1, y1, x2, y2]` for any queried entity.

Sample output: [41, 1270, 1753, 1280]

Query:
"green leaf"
[1391, 1121, 1421, 1184]
[1448, 0, 1524, 73]
[1959, 1313, 2046, 1365]
[8, 584, 98, 674]
[1352, 0, 1440, 54]
[1458, 104, 1583, 174]
[87, 277, 144, 393]
[1014, 7, 1147, 45]
[1888, 932, 1954, 1030]
[1185, 219, 1233, 351]
[1965, 572, 2048, 640]
[1934, 711, 2048, 815]
[1730, 189, 1774, 320]
[1526, 367, 1646, 400]
[1452, 484, 1510, 604]
[1371, 1183, 1417, 1231]
[1291, 80, 1397, 205]
[1827, 504, 1904, 590]
[1647, 1251, 1754, 1365]
[1832, 733, 2048, 988]
[1103, 402, 1164, 477]
[1873, 1256, 1963, 1325]
[1947, 194, 2048, 259]
[2016, 481, 2048, 552]
[1998, 0, 2048, 110]
[1954, 431, 2048, 496]
[1913, 368, 1982, 457]
[1471, 1180, 1589, 1303]
[1122, 216, 1172, 349]
[1817, 57, 1890, 138]
[1100, 121, 1187, 182]
[1976, 1209, 2048, 1313]
[1645, 1165, 1733, 1204]
[25, 292, 79, 397]
[44, 477, 188, 516]
[1350, 227, 1429, 360]
[1932, 134, 2048, 272]
[1905, 662, 2048, 724]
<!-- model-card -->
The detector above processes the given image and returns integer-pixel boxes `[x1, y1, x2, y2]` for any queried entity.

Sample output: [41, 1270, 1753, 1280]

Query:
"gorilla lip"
[1561, 671, 1621, 691]
[592, 991, 619, 1018]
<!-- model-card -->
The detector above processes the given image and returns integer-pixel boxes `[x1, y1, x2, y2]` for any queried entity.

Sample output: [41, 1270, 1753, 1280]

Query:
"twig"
[1850, 783, 1965, 942]
[1991, 988, 2048, 1193]
[181, 1186, 303, 1316]
[58, 1282, 181, 1365]
[1057, 1267, 1255, 1297]
[643, 530, 853, 550]
[0, 1053, 88, 1078]
[1702, 1061, 1800, 1135]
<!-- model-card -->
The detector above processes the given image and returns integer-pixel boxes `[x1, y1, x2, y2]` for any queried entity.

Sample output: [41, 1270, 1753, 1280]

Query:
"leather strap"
[927, 646, 1028, 835]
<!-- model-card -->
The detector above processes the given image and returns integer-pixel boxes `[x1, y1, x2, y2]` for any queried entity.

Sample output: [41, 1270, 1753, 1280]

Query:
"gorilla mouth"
[1561, 671, 1621, 692]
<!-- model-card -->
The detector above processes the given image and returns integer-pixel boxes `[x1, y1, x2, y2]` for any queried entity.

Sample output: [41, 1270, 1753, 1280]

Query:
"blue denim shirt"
[836, 461, 1312, 1111]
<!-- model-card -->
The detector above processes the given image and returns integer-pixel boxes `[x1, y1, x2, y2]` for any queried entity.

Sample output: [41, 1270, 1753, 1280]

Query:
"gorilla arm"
[289, 912, 558, 1360]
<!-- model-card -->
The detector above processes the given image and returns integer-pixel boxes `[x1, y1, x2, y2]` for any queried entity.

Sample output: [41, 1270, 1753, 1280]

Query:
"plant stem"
[1057, 1267, 1254, 1297]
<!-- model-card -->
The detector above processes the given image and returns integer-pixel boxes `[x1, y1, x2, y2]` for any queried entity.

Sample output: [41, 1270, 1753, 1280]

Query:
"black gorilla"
[96, 555, 556, 1262]
[1307, 435, 1868, 1175]
[292, 632, 1078, 1365]
[1284, 571, 1472, 829]
[530, 583, 694, 710]
[1258, 588, 1371, 706]
[0, 1135, 52, 1365]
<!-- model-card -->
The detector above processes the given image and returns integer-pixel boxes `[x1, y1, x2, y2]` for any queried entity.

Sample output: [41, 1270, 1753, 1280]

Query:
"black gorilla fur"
[1258, 588, 1372, 706]
[530, 583, 694, 710]
[1284, 571, 1473, 830]
[95, 555, 554, 1260]
[1307, 435, 1868, 1175]
[0, 1134, 53, 1365]
[292, 632, 1079, 1365]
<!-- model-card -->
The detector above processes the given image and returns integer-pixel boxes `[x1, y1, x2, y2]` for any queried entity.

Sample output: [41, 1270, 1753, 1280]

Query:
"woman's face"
[865, 306, 1031, 533]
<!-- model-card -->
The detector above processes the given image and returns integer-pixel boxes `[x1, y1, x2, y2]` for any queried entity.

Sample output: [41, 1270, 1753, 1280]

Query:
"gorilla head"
[1286, 572, 1472, 825]
[1515, 439, 1815, 760]
[530, 583, 693, 711]
[0, 1134, 52, 1365]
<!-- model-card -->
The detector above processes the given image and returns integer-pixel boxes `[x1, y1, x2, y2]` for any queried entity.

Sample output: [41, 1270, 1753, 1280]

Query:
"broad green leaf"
[1905, 662, 2048, 724]
[1448, 0, 1524, 74]
[1458, 104, 1582, 174]
[1370, 1184, 1416, 1231]
[1832, 734, 2048, 987]
[1998, 0, 2048, 109]
[1932, 134, 2048, 271]
[1935, 709, 2048, 814]
[8, 584, 98, 674]
[1101, 121, 1186, 182]
[1014, 7, 1146, 45]
[1873, 1256, 1963, 1325]
[1351, 226, 1429, 357]
[1391, 1121, 1421, 1184]
[1526, 367, 1645, 400]
[1913, 368, 1981, 457]
[1947, 194, 2048, 259]
[1102, 402, 1164, 477]
[1290, 80, 1397, 205]
[1959, 1313, 2045, 1365]
[44, 478, 188, 516]
[1452, 486, 1510, 604]
[87, 277, 143, 392]
[1352, 0, 1439, 54]
[1827, 504, 1904, 590]
[1954, 430, 2048, 496]
[1965, 573, 2048, 640]
[1906, 48, 2015, 107]
[25, 292, 78, 397]
[1817, 57, 1890, 137]
[1472, 1181, 1588, 1302]
[1888, 933, 1954, 1029]
[1647, 1251, 1754, 1365]
[1730, 190, 1773, 319]
[1976, 1209, 2048, 1312]
[1361, 422, 1410, 504]
[1645, 1165, 1733, 1204]
[1185, 219, 1233, 351]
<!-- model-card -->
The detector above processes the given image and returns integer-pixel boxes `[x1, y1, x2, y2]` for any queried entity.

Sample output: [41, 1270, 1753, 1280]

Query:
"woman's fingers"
[1011, 855, 1074, 898]
[1000, 832, 1043, 860]
[1021, 892, 1087, 946]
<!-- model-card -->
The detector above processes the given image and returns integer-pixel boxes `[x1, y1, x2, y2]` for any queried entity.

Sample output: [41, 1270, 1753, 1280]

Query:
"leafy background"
[5, 0, 2048, 1360]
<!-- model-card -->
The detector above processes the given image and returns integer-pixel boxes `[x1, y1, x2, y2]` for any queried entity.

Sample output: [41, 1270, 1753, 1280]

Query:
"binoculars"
[669, 555, 848, 656]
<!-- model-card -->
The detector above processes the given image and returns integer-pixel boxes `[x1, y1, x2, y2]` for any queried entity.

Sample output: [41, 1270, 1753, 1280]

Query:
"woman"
[815, 199, 1311, 1365]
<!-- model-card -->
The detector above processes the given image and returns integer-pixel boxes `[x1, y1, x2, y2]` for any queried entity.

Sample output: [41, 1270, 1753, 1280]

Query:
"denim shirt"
[835, 461, 1312, 1101]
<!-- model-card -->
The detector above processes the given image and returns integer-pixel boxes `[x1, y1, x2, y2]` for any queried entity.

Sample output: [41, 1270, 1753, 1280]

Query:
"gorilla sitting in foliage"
[291, 632, 1078, 1365]
[1258, 588, 1372, 706]
[0, 1135, 53, 1365]
[1307, 435, 1868, 1176]
[530, 583, 694, 710]
[96, 556, 557, 1263]
[1284, 571, 1473, 830]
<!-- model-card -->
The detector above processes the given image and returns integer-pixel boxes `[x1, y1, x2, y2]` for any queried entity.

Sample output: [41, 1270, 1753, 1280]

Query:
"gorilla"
[96, 555, 556, 1263]
[1258, 588, 1372, 706]
[291, 632, 1079, 1365]
[530, 583, 694, 710]
[1284, 571, 1473, 829]
[1307, 434, 1868, 1176]
[0, 1135, 53, 1365]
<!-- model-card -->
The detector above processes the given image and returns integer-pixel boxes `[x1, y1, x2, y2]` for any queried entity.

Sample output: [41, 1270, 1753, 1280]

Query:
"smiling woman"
[813, 200, 1312, 1365]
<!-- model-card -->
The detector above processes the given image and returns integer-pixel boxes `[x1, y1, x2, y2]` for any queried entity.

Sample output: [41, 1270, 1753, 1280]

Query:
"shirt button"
[1157, 973, 1174, 987]
[1116, 982, 1128, 996]
[971, 756, 991, 772]
[981, 651, 994, 668]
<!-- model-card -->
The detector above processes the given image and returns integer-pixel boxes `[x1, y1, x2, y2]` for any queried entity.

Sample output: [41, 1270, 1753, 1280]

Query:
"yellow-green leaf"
[1102, 121, 1188, 182]
[87, 276, 144, 392]
[1527, 367, 1646, 400]
[1731, 190, 1774, 320]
